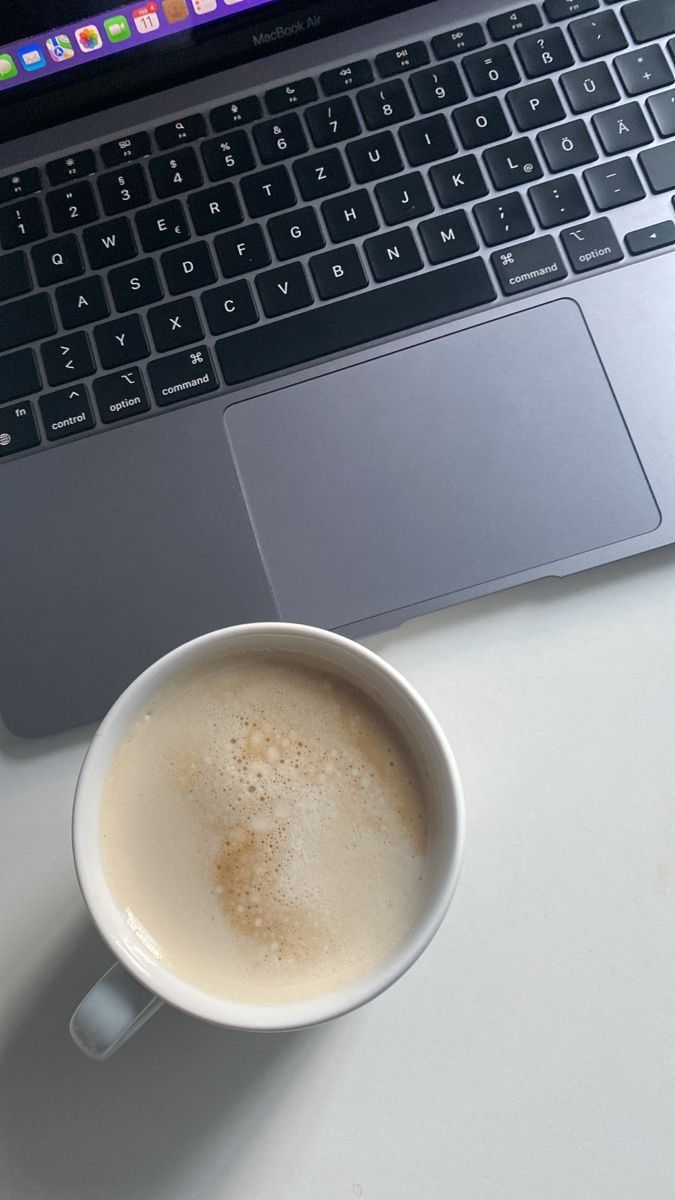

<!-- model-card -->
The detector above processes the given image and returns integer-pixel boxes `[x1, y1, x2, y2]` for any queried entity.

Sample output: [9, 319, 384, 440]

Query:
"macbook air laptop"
[1, 0, 674, 736]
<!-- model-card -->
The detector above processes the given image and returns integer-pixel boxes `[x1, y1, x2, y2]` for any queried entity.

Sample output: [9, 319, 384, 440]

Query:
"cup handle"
[70, 961, 163, 1060]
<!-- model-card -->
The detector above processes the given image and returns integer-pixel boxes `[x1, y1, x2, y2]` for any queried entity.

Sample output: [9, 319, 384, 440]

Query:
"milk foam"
[100, 652, 429, 1004]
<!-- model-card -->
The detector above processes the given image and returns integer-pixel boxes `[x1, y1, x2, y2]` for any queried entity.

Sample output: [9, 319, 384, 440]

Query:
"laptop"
[1, 0, 674, 736]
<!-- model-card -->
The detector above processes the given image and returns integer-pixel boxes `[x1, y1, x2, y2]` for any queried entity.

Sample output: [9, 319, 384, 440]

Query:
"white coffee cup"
[71, 623, 464, 1059]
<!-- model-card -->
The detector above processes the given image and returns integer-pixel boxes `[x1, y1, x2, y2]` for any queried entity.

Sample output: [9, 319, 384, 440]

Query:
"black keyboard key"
[464, 45, 520, 96]
[216, 225, 271, 277]
[267, 208, 324, 260]
[0, 398, 39, 456]
[108, 260, 162, 312]
[94, 314, 150, 368]
[202, 281, 259, 333]
[538, 120, 598, 170]
[32, 235, 83, 286]
[41, 333, 95, 386]
[47, 182, 99, 232]
[294, 149, 350, 200]
[432, 25, 486, 58]
[148, 296, 203, 352]
[40, 384, 94, 440]
[149, 346, 219, 407]
[0, 197, 47, 249]
[358, 80, 414, 130]
[516, 28, 574, 77]
[474, 192, 534, 244]
[639, 139, 675, 190]
[94, 367, 150, 423]
[201, 132, 256, 182]
[155, 113, 207, 149]
[266, 77, 318, 113]
[310, 246, 368, 299]
[136, 200, 189, 251]
[626, 218, 675, 252]
[419, 210, 479, 262]
[98, 163, 151, 216]
[57, 275, 111, 327]
[647, 88, 675, 135]
[430, 154, 489, 206]
[305, 97, 361, 147]
[162, 242, 216, 294]
[322, 190, 379, 242]
[347, 132, 404, 182]
[100, 132, 152, 167]
[0, 294, 55, 352]
[375, 172, 432, 225]
[561, 216, 623, 270]
[491, 234, 567, 294]
[364, 227, 423, 281]
[150, 148, 203, 198]
[484, 137, 543, 187]
[256, 262, 314, 318]
[46, 150, 96, 187]
[0, 250, 31, 302]
[217, 259, 496, 384]
[544, 0, 599, 18]
[0, 347, 41, 403]
[488, 6, 543, 38]
[189, 183, 242, 234]
[569, 11, 628, 58]
[241, 166, 296, 217]
[376, 42, 429, 77]
[623, 0, 675, 41]
[84, 216, 137, 268]
[211, 96, 263, 132]
[584, 156, 646, 207]
[399, 115, 457, 165]
[0, 168, 41, 203]
[593, 103, 653, 153]
[321, 60, 374, 95]
[254, 115, 308, 164]
[507, 80, 566, 130]
[410, 63, 467, 111]
[454, 97, 511, 149]
[561, 62, 620, 114]
[618, 45, 673, 95]
[529, 174, 590, 225]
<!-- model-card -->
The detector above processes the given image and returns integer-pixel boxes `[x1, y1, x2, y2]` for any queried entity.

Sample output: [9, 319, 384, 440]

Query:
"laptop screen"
[0, 0, 425, 140]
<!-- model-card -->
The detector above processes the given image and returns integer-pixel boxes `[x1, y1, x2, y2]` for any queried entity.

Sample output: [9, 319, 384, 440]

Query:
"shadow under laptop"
[0, 920, 328, 1200]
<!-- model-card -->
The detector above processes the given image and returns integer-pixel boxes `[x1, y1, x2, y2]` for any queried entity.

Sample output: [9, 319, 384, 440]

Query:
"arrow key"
[625, 219, 675, 255]
[40, 332, 96, 387]
[40, 385, 95, 441]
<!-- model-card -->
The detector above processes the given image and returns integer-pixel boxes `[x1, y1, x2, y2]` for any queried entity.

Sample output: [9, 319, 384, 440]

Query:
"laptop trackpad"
[223, 299, 659, 628]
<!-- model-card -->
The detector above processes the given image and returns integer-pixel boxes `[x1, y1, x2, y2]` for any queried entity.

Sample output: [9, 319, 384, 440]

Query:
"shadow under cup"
[72, 623, 465, 1043]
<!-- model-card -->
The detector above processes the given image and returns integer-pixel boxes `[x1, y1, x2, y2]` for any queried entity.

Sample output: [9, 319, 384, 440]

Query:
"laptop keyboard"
[3, 0, 675, 458]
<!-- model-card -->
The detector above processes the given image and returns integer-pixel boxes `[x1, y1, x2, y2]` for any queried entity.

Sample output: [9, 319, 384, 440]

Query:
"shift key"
[491, 235, 567, 295]
[148, 345, 219, 406]
[0, 293, 56, 353]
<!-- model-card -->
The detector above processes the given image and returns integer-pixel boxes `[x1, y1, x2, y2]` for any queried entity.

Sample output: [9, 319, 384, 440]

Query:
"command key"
[491, 234, 568, 296]
[148, 345, 219, 408]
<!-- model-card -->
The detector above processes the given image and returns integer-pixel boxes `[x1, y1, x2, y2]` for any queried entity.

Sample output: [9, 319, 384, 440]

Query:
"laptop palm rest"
[224, 298, 660, 629]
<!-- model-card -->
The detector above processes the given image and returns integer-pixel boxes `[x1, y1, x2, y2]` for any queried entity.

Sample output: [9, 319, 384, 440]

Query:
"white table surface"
[1, 549, 674, 1200]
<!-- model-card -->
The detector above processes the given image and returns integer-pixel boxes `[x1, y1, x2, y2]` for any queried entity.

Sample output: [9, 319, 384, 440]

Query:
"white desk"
[1, 550, 673, 1200]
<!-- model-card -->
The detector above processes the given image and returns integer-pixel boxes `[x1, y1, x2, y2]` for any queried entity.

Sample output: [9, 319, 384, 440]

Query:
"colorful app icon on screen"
[46, 34, 75, 62]
[192, 0, 217, 11]
[133, 3, 161, 33]
[75, 25, 103, 52]
[163, 0, 189, 21]
[0, 53, 18, 80]
[19, 45, 47, 71]
[105, 16, 132, 42]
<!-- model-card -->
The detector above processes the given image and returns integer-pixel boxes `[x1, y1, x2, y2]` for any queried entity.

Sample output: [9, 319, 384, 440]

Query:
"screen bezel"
[0, 0, 428, 142]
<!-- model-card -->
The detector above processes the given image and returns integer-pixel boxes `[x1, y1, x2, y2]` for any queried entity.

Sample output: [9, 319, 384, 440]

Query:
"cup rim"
[73, 622, 465, 1031]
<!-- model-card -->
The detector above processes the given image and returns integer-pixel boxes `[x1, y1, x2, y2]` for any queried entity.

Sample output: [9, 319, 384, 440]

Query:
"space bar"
[216, 259, 496, 385]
